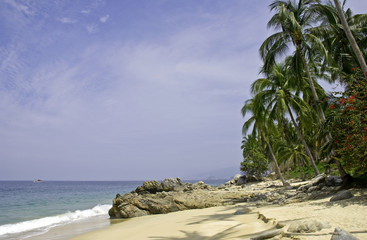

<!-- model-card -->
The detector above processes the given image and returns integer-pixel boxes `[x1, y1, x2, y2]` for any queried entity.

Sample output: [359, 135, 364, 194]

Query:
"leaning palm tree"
[260, 0, 328, 122]
[251, 62, 320, 175]
[242, 97, 290, 187]
[332, 0, 367, 77]
[312, 1, 367, 77]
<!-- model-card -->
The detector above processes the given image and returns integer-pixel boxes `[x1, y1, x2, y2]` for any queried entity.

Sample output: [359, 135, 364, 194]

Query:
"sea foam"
[0, 204, 111, 236]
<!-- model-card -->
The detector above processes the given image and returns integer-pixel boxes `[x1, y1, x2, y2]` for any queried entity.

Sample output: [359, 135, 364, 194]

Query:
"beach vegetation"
[241, 0, 367, 186]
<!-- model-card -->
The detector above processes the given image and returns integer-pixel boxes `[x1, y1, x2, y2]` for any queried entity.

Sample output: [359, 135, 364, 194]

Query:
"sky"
[1, 0, 366, 181]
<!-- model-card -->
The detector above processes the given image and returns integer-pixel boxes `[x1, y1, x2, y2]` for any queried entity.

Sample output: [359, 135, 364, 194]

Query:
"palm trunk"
[333, 0, 367, 79]
[296, 44, 326, 121]
[297, 44, 348, 177]
[297, 157, 305, 180]
[285, 102, 320, 176]
[260, 130, 290, 187]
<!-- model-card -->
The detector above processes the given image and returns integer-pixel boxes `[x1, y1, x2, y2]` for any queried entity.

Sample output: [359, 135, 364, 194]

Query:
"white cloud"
[86, 24, 98, 33]
[99, 14, 110, 23]
[58, 17, 77, 24]
[4, 0, 33, 16]
[81, 9, 90, 15]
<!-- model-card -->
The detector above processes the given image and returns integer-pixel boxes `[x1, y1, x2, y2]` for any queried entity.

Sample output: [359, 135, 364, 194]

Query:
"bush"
[327, 68, 367, 177]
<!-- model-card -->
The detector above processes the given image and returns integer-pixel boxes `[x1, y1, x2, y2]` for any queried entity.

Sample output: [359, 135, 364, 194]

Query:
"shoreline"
[69, 178, 367, 240]
[70, 204, 276, 240]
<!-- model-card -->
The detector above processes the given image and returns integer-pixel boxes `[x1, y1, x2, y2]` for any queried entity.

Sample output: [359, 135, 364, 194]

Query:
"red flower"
[330, 104, 335, 109]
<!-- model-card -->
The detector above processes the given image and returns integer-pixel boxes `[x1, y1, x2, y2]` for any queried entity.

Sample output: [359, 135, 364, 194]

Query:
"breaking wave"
[0, 204, 110, 237]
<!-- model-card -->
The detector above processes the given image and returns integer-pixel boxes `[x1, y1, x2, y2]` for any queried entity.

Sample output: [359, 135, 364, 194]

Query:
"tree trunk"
[285, 102, 320, 176]
[261, 130, 290, 187]
[333, 0, 367, 79]
[297, 44, 348, 177]
[297, 44, 326, 121]
[298, 157, 305, 180]
[266, 141, 290, 187]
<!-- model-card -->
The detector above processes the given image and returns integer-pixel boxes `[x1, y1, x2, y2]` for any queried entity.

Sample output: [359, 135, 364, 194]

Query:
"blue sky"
[1, 0, 366, 180]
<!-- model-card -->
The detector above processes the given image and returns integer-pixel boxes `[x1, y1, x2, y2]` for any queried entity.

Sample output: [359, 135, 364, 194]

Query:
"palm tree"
[240, 134, 268, 178]
[277, 121, 309, 180]
[260, 0, 328, 122]
[333, 0, 367, 77]
[242, 97, 290, 187]
[312, 1, 367, 77]
[251, 62, 320, 175]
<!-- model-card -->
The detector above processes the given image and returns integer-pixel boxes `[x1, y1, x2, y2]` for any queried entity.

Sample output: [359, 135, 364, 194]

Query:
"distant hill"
[185, 165, 240, 181]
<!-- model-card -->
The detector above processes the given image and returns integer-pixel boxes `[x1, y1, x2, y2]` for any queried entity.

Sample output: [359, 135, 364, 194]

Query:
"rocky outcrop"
[109, 178, 249, 219]
[330, 190, 354, 202]
[331, 228, 360, 240]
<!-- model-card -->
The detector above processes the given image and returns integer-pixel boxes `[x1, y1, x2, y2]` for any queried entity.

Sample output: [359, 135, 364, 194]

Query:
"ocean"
[0, 179, 227, 240]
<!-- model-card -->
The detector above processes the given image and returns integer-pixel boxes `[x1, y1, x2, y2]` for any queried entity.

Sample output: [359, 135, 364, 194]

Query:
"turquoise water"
[0, 181, 143, 239]
[0, 179, 227, 240]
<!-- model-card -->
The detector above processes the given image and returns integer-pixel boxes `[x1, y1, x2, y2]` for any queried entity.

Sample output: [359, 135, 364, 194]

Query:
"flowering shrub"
[327, 68, 367, 177]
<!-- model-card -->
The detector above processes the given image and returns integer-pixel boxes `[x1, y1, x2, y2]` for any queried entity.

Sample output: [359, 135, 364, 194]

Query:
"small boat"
[33, 179, 43, 183]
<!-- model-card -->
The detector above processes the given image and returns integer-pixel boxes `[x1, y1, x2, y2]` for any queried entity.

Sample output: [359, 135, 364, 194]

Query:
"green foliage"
[285, 162, 338, 180]
[241, 135, 269, 177]
[326, 68, 367, 177]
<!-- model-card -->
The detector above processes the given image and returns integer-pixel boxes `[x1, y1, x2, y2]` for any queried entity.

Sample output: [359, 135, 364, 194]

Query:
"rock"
[161, 178, 182, 192]
[310, 174, 326, 186]
[236, 176, 247, 185]
[331, 228, 359, 240]
[297, 183, 312, 192]
[247, 175, 260, 182]
[330, 190, 354, 202]
[233, 208, 251, 215]
[232, 174, 242, 182]
[118, 204, 149, 218]
[307, 186, 320, 193]
[109, 178, 250, 219]
[326, 176, 343, 186]
[287, 219, 330, 233]
[135, 180, 162, 194]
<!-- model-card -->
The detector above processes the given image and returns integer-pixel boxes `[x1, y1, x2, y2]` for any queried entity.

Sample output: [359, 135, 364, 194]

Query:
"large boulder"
[161, 178, 182, 192]
[109, 178, 250, 219]
[330, 190, 354, 202]
[236, 176, 247, 185]
[331, 228, 359, 240]
[326, 176, 343, 186]
[135, 180, 162, 194]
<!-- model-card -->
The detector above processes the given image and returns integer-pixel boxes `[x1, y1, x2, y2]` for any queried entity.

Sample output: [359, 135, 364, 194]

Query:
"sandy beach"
[70, 180, 367, 240]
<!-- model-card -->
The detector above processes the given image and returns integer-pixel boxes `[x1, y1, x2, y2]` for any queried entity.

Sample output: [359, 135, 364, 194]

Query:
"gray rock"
[247, 175, 260, 182]
[331, 228, 359, 240]
[326, 176, 343, 186]
[310, 174, 326, 186]
[298, 183, 312, 192]
[135, 180, 162, 194]
[236, 176, 247, 185]
[233, 208, 251, 215]
[109, 179, 250, 219]
[161, 178, 182, 192]
[307, 186, 320, 193]
[288, 219, 330, 233]
[330, 190, 354, 202]
[233, 174, 242, 181]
